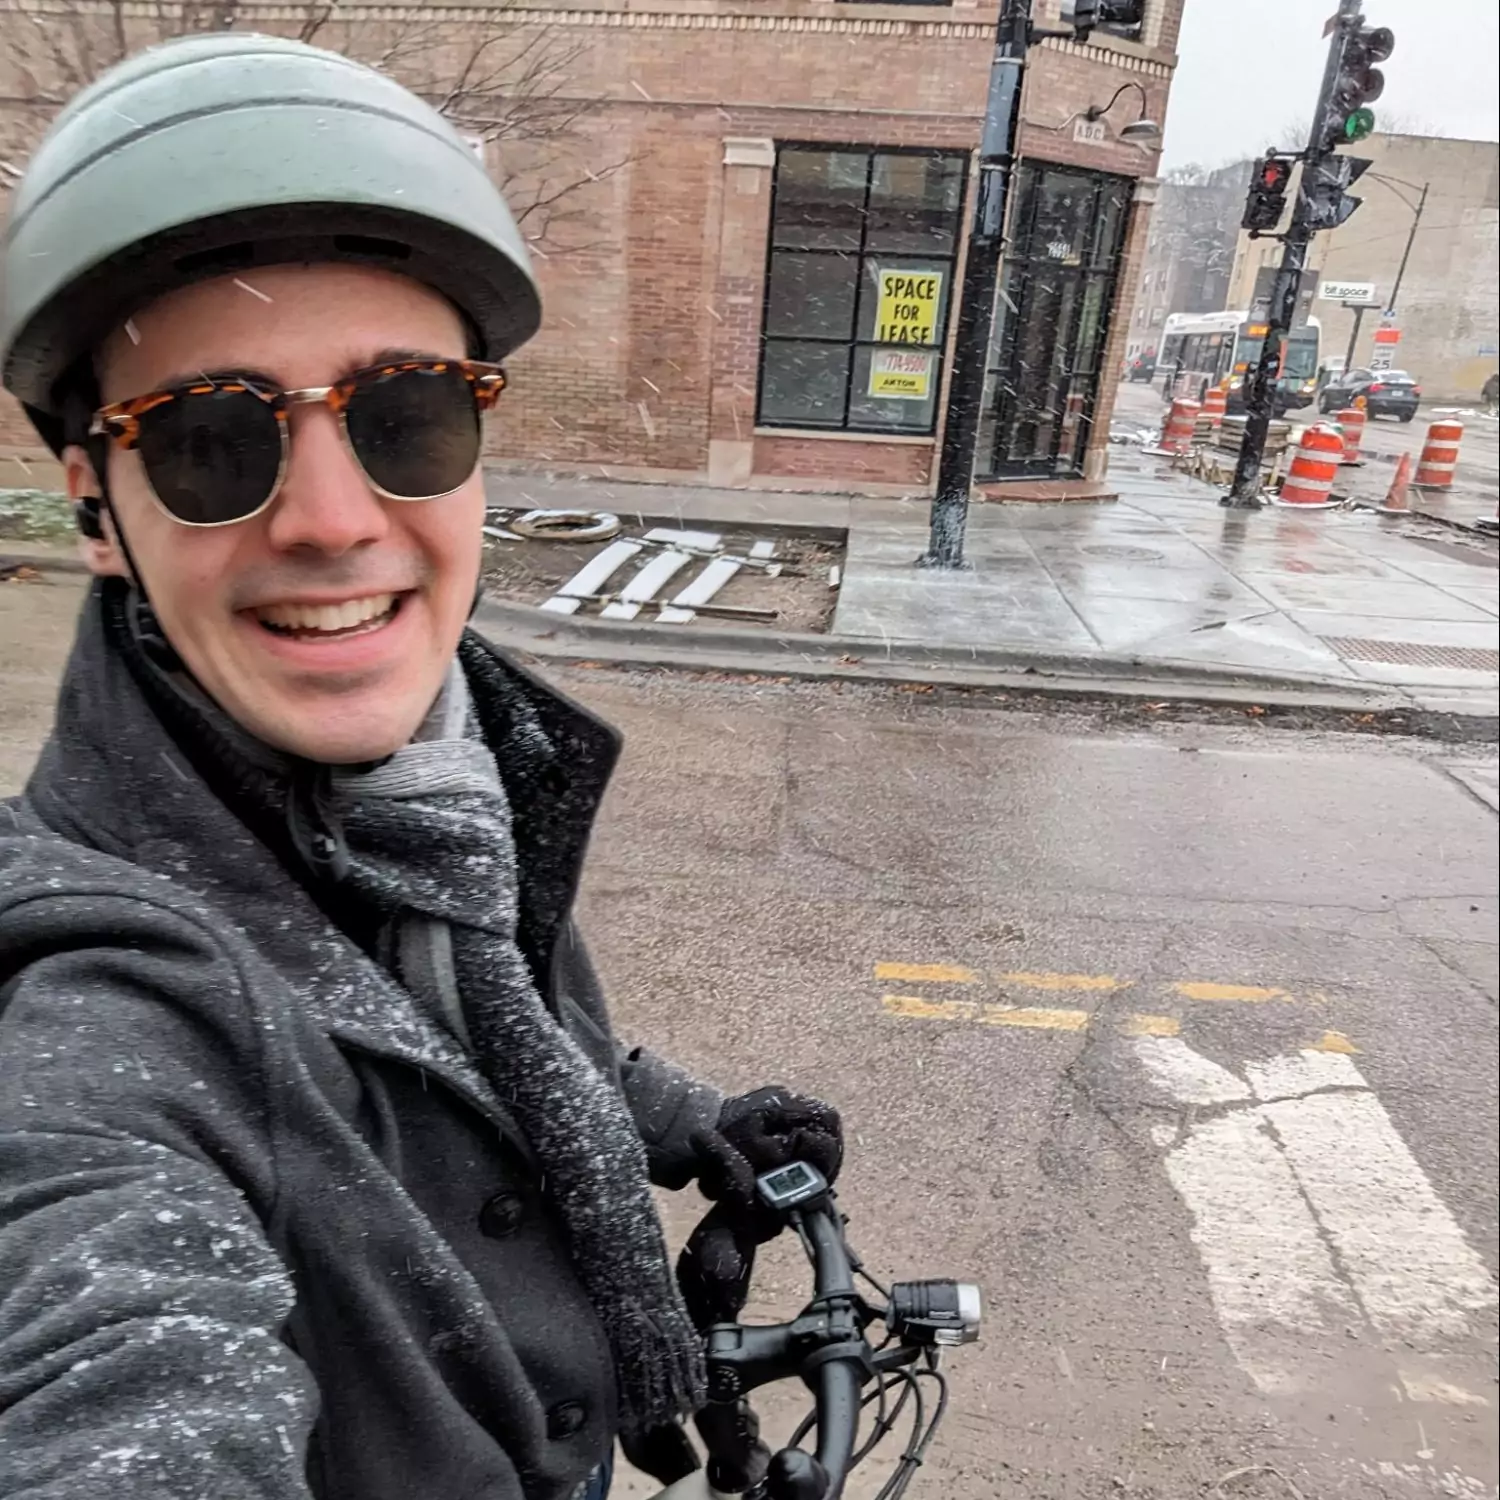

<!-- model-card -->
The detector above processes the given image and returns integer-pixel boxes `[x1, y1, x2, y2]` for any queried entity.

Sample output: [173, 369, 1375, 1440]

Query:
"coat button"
[540, 763, 571, 795]
[477, 1191, 526, 1239]
[546, 1401, 587, 1440]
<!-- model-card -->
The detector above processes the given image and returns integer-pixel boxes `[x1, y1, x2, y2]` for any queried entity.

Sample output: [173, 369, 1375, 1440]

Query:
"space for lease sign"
[875, 270, 942, 345]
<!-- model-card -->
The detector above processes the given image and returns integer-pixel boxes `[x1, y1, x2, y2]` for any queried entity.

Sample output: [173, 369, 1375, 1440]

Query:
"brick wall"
[754, 434, 932, 489]
[2, 0, 1182, 492]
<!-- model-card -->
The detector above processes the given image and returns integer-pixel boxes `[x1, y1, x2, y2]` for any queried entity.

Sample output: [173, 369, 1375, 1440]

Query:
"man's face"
[65, 263, 487, 764]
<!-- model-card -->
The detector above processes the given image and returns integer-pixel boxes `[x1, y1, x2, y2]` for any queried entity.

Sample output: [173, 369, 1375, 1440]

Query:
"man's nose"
[264, 404, 390, 556]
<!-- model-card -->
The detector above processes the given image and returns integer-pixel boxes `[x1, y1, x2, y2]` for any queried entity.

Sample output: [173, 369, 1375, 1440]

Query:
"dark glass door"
[979, 164, 1131, 479]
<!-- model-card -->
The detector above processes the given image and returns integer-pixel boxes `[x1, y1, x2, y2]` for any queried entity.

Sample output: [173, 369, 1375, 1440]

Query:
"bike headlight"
[888, 1280, 983, 1347]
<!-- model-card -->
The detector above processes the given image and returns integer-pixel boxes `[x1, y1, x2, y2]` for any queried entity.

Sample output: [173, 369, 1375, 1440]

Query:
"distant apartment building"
[1126, 159, 1248, 360]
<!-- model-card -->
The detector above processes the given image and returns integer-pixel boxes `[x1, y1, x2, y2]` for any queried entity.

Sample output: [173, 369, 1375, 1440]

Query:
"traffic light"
[1242, 155, 1294, 234]
[1302, 154, 1372, 230]
[1321, 23, 1394, 150]
[1063, 0, 1145, 42]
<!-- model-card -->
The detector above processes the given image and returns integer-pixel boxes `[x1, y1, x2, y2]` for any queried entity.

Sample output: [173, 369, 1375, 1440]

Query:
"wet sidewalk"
[832, 453, 1498, 714]
[480, 453, 1499, 716]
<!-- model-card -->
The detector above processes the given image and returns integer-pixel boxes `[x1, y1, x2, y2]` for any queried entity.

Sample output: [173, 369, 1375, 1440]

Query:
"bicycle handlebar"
[694, 1168, 980, 1500]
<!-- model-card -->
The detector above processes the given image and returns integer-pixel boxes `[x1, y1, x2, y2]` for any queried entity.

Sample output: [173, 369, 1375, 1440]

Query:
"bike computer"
[755, 1161, 830, 1214]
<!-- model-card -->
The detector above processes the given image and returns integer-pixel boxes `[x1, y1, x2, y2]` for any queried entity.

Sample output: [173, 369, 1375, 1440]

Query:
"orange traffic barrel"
[1335, 406, 1366, 464]
[1274, 423, 1344, 508]
[1202, 385, 1227, 428]
[1414, 419, 1462, 488]
[1157, 398, 1201, 454]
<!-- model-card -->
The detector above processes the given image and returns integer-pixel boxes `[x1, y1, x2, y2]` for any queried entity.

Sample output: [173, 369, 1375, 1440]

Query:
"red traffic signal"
[1259, 158, 1294, 192]
[1242, 154, 1294, 233]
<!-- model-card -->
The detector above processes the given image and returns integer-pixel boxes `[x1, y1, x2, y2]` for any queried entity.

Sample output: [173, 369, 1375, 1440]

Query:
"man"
[0, 34, 839, 1500]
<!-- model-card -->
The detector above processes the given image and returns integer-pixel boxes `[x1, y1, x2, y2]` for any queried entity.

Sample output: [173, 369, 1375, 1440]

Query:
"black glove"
[690, 1086, 843, 1220]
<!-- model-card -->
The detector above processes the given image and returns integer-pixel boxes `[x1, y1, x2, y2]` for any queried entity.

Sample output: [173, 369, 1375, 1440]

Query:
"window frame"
[755, 142, 969, 437]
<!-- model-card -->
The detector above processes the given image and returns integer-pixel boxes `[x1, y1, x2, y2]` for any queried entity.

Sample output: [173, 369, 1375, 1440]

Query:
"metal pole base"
[915, 550, 975, 571]
[1219, 491, 1266, 509]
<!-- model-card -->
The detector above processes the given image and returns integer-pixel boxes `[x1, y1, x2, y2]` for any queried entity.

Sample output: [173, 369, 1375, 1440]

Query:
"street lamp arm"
[1367, 172, 1427, 214]
[1085, 80, 1148, 122]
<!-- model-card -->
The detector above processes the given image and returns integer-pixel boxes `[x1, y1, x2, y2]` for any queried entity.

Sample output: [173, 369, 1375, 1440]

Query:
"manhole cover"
[1404, 536, 1498, 569]
[1322, 636, 1500, 671]
[1078, 544, 1167, 563]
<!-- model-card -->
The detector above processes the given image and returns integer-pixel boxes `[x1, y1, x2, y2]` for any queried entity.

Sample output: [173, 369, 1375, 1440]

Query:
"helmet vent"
[333, 233, 411, 261]
[175, 241, 255, 276]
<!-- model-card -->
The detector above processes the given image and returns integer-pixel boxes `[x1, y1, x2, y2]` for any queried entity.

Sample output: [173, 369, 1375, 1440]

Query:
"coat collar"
[23, 580, 621, 1123]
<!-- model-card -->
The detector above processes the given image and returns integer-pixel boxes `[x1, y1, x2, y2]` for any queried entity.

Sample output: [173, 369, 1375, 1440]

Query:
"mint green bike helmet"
[1, 32, 541, 453]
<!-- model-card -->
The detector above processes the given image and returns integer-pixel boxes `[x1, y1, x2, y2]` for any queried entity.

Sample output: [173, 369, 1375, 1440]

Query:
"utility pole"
[1343, 301, 1371, 369]
[1225, 0, 1390, 507]
[919, 0, 1030, 569]
[919, 0, 1148, 566]
[1386, 179, 1428, 313]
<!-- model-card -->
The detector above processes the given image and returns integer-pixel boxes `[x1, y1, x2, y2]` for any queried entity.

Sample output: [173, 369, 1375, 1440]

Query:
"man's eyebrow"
[367, 347, 443, 365]
[149, 366, 282, 392]
[144, 350, 445, 395]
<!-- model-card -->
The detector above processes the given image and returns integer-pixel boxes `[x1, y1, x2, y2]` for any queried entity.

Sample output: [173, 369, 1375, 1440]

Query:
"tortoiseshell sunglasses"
[90, 358, 507, 527]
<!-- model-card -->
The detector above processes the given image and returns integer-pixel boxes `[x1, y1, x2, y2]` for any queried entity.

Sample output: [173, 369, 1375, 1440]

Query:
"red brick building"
[2, 0, 1184, 500]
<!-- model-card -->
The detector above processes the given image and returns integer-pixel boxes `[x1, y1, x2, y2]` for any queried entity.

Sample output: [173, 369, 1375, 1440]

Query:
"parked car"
[1127, 353, 1157, 383]
[1317, 368, 1421, 421]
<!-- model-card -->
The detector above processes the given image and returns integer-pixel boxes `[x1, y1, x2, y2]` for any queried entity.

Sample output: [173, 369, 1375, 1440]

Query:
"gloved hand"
[690, 1085, 843, 1223]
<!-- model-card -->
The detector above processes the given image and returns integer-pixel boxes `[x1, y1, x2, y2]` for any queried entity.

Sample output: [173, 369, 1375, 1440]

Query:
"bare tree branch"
[1, 0, 616, 253]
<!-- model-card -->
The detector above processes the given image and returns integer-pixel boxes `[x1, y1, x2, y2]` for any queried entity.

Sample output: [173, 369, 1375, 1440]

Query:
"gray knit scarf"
[323, 666, 707, 1434]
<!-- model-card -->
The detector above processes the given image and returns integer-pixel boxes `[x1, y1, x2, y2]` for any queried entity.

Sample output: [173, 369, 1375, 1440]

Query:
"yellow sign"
[875, 269, 943, 346]
[868, 350, 934, 400]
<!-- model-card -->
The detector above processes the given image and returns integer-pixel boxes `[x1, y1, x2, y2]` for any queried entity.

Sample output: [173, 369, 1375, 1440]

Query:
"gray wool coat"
[0, 582, 721, 1500]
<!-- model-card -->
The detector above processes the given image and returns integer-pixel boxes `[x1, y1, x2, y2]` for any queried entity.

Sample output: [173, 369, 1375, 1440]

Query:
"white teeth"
[257, 593, 395, 633]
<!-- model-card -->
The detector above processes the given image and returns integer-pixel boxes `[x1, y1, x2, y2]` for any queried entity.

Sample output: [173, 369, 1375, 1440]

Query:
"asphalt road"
[3, 571, 1497, 1500]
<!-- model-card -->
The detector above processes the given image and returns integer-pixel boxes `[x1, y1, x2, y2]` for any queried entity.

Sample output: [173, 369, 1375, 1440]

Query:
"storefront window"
[757, 145, 966, 435]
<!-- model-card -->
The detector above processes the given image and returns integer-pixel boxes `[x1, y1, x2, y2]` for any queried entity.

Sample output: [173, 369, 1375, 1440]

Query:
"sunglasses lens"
[135, 388, 284, 525]
[344, 364, 481, 500]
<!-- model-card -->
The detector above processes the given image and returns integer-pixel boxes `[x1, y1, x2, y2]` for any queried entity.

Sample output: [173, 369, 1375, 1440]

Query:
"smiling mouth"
[253, 592, 406, 640]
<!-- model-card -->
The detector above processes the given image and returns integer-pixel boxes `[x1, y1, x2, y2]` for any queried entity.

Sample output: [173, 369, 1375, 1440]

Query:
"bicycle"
[646, 1161, 982, 1500]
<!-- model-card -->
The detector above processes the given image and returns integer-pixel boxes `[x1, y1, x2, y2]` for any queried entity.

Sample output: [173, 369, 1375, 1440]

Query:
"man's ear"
[61, 444, 126, 576]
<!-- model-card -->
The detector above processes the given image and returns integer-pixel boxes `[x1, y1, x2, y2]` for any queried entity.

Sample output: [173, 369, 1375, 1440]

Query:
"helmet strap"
[68, 382, 183, 672]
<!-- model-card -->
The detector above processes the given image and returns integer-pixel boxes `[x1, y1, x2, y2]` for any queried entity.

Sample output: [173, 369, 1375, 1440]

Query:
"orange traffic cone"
[1377, 452, 1413, 515]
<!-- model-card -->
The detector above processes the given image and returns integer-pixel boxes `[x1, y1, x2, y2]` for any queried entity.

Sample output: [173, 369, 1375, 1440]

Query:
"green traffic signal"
[1343, 107, 1376, 142]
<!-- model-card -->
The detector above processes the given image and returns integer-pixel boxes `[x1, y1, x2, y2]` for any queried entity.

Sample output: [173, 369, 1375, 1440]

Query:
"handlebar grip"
[810, 1357, 862, 1496]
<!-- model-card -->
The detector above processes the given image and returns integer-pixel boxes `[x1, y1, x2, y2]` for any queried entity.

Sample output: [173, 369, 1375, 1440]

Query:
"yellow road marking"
[1172, 981, 1292, 1003]
[879, 999, 1358, 1052]
[874, 962, 980, 985]
[978, 1006, 1090, 1032]
[1311, 1030, 1360, 1054]
[881, 994, 979, 1022]
[1122, 1014, 1181, 1038]
[997, 971, 1131, 993]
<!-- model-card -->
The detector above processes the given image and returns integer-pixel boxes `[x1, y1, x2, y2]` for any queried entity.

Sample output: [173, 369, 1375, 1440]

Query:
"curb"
[0, 544, 89, 575]
[471, 595, 1420, 715]
[8, 546, 1492, 733]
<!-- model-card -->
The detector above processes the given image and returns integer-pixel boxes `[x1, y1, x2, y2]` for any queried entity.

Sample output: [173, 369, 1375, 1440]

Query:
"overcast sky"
[1160, 0, 1500, 170]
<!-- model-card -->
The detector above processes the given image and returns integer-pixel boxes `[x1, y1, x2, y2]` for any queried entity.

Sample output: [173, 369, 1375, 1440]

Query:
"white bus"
[1159, 310, 1321, 416]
